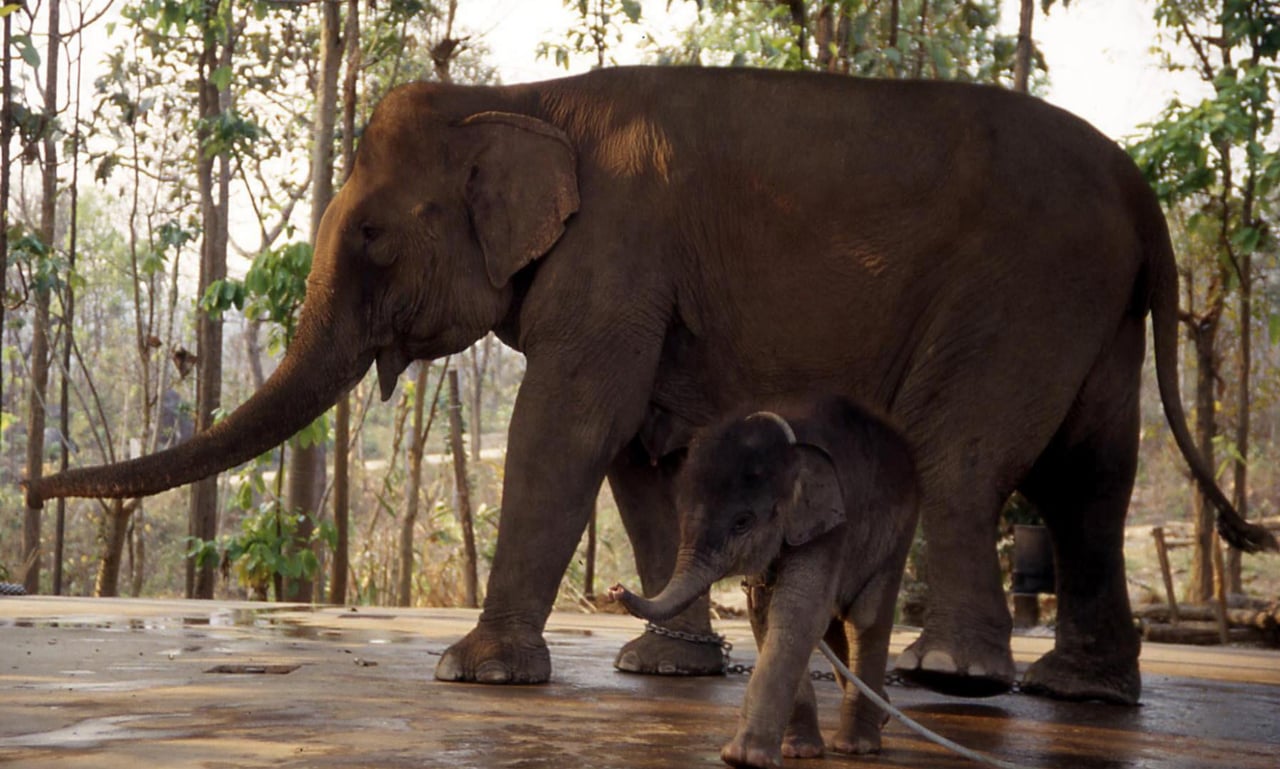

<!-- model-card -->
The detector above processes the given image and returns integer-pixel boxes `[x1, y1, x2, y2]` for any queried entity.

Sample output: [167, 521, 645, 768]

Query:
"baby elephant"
[610, 396, 918, 769]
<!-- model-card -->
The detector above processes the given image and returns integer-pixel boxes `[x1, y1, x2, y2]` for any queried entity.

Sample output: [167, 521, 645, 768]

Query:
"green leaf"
[210, 65, 232, 91]
[13, 33, 39, 68]
[1231, 225, 1262, 255]
[1270, 314, 1280, 346]
[0, 3, 22, 18]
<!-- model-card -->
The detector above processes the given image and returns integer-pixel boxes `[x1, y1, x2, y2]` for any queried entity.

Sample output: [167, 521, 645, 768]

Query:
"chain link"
[644, 622, 733, 671]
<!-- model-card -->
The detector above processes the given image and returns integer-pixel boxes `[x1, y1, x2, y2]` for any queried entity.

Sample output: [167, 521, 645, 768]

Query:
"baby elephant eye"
[731, 512, 755, 534]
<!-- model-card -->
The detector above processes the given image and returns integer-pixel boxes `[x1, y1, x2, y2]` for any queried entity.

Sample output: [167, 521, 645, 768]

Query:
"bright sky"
[453, 0, 1209, 142]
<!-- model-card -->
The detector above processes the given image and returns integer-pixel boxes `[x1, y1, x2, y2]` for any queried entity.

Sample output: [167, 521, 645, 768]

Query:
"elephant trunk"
[24, 309, 372, 508]
[609, 551, 721, 623]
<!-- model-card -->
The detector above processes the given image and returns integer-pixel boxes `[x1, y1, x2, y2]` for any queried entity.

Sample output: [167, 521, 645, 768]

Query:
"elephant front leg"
[744, 577, 826, 758]
[610, 441, 724, 677]
[435, 350, 657, 684]
[723, 565, 835, 768]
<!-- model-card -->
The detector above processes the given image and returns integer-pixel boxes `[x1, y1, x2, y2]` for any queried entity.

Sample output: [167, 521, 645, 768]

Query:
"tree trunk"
[1187, 307, 1221, 603]
[188, 11, 231, 598]
[55, 53, 83, 595]
[1229, 250, 1250, 594]
[94, 501, 136, 597]
[398, 363, 431, 606]
[1013, 0, 1035, 92]
[467, 336, 492, 462]
[0, 0, 10, 479]
[23, 0, 61, 594]
[284, 0, 343, 604]
[330, 0, 361, 606]
[448, 370, 478, 608]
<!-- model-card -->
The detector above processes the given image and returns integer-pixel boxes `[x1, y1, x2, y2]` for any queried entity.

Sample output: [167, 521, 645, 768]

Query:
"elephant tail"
[1145, 198, 1277, 554]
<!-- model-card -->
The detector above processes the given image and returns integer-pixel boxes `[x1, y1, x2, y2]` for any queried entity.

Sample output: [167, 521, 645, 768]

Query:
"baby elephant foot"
[721, 734, 782, 769]
[830, 728, 881, 756]
[614, 628, 725, 676]
[781, 728, 824, 759]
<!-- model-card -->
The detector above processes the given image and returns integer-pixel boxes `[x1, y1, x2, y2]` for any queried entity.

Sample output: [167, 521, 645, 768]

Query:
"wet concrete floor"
[0, 597, 1277, 768]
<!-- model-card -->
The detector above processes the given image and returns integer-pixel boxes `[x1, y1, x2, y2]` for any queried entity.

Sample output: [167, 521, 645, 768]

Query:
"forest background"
[0, 0, 1277, 616]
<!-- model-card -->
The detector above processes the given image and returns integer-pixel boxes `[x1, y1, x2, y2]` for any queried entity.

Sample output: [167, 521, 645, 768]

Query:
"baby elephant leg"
[745, 581, 825, 759]
[724, 576, 833, 769]
[831, 573, 900, 755]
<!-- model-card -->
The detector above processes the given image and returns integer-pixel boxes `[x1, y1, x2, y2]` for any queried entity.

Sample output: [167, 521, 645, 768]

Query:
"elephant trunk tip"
[608, 583, 651, 620]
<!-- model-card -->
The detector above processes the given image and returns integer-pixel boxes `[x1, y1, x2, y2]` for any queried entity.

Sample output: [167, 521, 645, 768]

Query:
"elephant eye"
[731, 512, 755, 535]
[360, 224, 380, 245]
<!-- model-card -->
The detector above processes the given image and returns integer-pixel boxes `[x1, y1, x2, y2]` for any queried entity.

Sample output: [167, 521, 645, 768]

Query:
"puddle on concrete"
[0, 715, 193, 749]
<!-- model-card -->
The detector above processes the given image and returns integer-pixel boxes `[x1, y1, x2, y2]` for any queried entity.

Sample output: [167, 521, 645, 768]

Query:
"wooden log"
[1135, 603, 1279, 629]
[1142, 621, 1265, 646]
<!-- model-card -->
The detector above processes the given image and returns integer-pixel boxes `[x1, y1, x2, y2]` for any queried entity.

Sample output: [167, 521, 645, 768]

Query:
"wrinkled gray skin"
[612, 398, 918, 769]
[25, 67, 1276, 702]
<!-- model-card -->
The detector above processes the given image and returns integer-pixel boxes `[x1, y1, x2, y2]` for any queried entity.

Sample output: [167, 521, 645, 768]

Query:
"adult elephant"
[25, 67, 1275, 705]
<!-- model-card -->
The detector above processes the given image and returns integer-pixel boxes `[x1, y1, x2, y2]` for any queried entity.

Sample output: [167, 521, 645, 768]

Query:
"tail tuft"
[1216, 509, 1279, 554]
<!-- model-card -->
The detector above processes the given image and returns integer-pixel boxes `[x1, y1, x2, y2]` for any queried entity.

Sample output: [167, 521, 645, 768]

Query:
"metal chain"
[644, 622, 734, 671]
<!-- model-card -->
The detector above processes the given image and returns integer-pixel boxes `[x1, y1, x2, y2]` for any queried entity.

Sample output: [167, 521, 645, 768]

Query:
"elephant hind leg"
[608, 439, 724, 676]
[894, 475, 1016, 697]
[1018, 320, 1144, 705]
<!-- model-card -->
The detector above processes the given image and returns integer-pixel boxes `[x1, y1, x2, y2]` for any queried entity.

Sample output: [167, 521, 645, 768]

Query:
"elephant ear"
[782, 445, 846, 547]
[460, 112, 580, 288]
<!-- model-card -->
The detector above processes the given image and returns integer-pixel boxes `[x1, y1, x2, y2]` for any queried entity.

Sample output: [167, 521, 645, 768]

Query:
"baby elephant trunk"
[609, 554, 719, 623]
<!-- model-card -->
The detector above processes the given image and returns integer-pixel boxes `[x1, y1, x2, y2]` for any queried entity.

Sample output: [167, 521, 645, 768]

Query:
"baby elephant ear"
[783, 445, 846, 547]
[461, 112, 580, 289]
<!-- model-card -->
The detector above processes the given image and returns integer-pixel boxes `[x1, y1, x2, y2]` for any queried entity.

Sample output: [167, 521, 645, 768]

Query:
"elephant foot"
[829, 732, 881, 756]
[434, 621, 551, 684]
[1021, 648, 1141, 705]
[894, 632, 1015, 698]
[721, 733, 782, 769]
[613, 627, 726, 676]
[781, 723, 824, 759]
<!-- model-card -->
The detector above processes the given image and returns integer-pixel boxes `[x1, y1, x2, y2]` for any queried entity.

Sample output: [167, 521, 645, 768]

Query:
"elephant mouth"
[375, 344, 411, 401]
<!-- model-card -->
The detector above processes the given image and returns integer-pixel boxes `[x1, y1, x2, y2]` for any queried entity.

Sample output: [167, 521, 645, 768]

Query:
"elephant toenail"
[921, 650, 958, 673]
[476, 661, 512, 684]
[433, 655, 464, 681]
[616, 651, 642, 672]
[895, 648, 920, 669]
[969, 663, 987, 677]
[658, 661, 677, 675]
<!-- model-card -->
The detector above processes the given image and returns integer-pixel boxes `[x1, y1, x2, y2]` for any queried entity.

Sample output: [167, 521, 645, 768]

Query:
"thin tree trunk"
[398, 363, 430, 606]
[584, 508, 597, 602]
[0, 0, 10, 470]
[55, 44, 84, 596]
[1187, 303, 1221, 603]
[286, 0, 343, 603]
[95, 501, 132, 597]
[888, 0, 900, 51]
[1013, 0, 1034, 92]
[330, 0, 361, 606]
[912, 0, 930, 79]
[448, 370, 478, 608]
[23, 0, 61, 594]
[1229, 253, 1250, 594]
[188, 3, 233, 599]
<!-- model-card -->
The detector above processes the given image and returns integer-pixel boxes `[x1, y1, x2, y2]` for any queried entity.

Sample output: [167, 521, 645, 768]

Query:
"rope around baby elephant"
[816, 641, 1033, 769]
